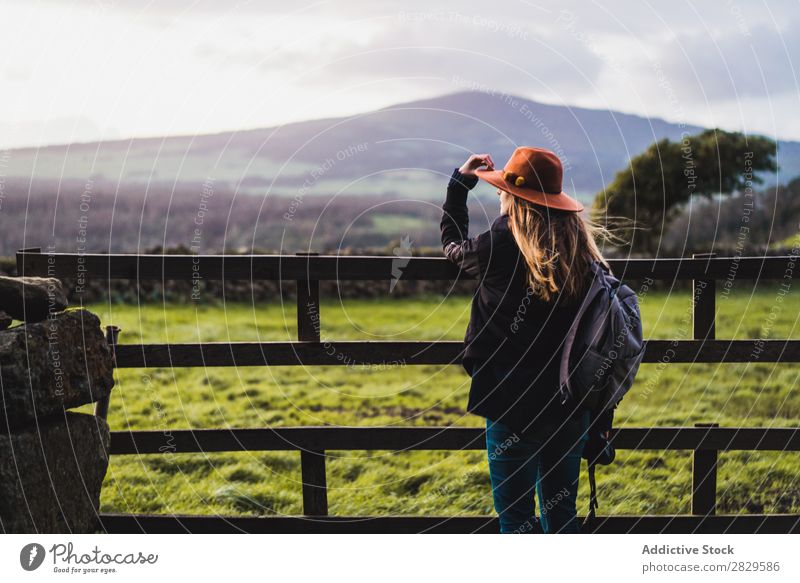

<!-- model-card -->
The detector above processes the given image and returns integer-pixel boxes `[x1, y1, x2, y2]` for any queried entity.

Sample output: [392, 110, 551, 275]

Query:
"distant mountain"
[5, 91, 800, 202]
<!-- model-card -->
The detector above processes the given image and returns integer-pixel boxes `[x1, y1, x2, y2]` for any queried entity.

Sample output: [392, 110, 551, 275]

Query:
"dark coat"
[440, 168, 583, 432]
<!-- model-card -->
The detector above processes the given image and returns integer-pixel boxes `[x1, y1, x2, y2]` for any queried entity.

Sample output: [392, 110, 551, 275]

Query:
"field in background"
[89, 283, 800, 518]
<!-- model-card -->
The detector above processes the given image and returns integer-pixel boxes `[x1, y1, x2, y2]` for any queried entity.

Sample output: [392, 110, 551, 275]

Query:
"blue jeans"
[486, 411, 590, 533]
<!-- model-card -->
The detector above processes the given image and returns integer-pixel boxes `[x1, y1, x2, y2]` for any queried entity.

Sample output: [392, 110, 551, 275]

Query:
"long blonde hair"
[507, 197, 608, 303]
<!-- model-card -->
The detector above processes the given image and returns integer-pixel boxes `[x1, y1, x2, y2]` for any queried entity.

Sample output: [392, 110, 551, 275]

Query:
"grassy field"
[88, 281, 800, 518]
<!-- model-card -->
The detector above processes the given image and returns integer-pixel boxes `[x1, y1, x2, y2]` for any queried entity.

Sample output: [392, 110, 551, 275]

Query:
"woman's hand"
[458, 153, 494, 176]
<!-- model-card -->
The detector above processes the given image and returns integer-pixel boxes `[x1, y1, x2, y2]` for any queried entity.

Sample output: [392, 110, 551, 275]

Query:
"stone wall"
[0, 275, 115, 533]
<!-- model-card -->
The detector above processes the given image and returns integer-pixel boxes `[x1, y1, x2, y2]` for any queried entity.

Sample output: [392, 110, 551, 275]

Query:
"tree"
[662, 176, 800, 254]
[592, 129, 776, 255]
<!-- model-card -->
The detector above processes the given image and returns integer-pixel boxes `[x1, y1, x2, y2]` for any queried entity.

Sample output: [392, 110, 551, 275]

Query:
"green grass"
[370, 213, 429, 233]
[90, 280, 800, 517]
[770, 232, 800, 250]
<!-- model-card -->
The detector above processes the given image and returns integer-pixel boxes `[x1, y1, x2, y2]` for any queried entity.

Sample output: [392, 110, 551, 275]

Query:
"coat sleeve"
[440, 168, 486, 278]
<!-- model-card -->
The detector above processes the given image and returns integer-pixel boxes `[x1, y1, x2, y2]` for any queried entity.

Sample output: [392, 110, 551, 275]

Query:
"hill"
[6, 91, 799, 202]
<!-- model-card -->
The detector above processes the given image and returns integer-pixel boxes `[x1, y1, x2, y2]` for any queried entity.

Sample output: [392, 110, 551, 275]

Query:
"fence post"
[691, 422, 719, 515]
[691, 253, 718, 516]
[300, 450, 328, 516]
[692, 252, 716, 341]
[95, 325, 120, 420]
[15, 247, 42, 276]
[296, 252, 320, 342]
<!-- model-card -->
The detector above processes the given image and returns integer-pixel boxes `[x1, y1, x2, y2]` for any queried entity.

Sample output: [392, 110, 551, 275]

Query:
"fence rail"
[108, 426, 800, 455]
[16, 248, 800, 533]
[107, 340, 800, 368]
[96, 514, 800, 534]
[15, 249, 800, 281]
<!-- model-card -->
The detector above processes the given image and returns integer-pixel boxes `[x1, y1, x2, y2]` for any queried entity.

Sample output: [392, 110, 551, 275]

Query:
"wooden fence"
[17, 248, 800, 533]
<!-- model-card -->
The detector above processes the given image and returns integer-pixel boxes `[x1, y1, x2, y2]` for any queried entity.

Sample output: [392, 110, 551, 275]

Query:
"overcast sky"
[1, 0, 799, 148]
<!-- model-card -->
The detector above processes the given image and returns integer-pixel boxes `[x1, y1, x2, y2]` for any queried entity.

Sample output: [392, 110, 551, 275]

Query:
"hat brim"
[474, 168, 584, 212]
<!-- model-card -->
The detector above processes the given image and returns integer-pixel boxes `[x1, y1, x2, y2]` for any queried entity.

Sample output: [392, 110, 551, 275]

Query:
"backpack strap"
[583, 463, 599, 527]
[558, 264, 606, 403]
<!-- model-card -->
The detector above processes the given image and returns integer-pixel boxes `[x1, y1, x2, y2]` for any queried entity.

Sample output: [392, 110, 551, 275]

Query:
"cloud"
[304, 20, 604, 95]
[192, 6, 606, 103]
[653, 22, 800, 102]
[5, 0, 800, 145]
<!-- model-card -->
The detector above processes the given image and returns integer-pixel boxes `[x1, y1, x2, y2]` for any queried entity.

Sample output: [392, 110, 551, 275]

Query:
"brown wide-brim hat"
[475, 146, 584, 212]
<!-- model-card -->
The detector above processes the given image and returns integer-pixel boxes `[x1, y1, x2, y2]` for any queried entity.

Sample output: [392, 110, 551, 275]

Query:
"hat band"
[502, 170, 561, 195]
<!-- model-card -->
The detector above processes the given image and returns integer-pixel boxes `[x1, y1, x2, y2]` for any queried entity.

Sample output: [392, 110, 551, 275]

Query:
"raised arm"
[440, 154, 494, 277]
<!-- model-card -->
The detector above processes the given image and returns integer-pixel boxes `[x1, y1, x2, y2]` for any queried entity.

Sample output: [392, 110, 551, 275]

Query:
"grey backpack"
[559, 260, 645, 414]
[558, 260, 645, 522]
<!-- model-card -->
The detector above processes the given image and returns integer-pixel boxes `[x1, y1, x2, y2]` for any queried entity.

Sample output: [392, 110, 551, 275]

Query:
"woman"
[440, 146, 608, 534]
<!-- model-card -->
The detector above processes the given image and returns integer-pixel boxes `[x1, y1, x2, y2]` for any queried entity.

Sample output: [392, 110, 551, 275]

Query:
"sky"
[1, 0, 799, 148]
